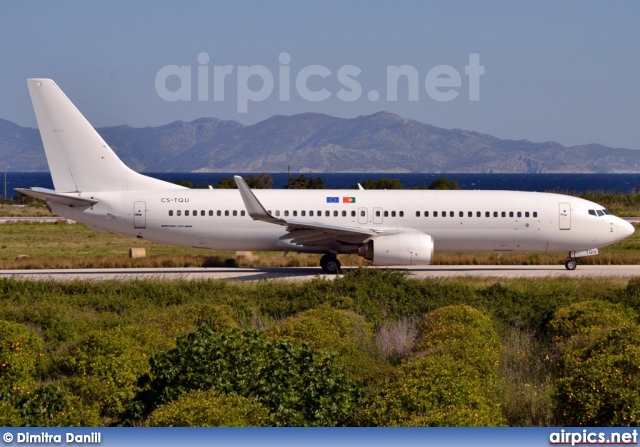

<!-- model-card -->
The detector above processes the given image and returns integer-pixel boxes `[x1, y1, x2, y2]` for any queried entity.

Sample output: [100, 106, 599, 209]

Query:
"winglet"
[234, 176, 283, 225]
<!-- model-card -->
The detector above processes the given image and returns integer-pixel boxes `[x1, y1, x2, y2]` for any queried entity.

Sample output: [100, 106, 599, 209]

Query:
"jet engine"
[358, 233, 434, 266]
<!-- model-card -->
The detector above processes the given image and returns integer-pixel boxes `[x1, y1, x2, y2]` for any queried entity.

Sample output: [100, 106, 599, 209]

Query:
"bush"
[128, 326, 362, 426]
[52, 328, 150, 419]
[413, 305, 501, 380]
[0, 320, 43, 395]
[146, 389, 269, 426]
[555, 326, 640, 426]
[266, 304, 385, 383]
[16, 383, 100, 427]
[359, 305, 504, 426]
[359, 354, 504, 426]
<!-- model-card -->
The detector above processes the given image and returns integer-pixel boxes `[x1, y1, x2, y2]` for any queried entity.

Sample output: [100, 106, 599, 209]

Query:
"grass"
[1, 220, 638, 269]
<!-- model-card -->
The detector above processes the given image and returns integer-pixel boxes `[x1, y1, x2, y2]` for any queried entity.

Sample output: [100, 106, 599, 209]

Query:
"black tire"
[564, 259, 577, 270]
[320, 254, 341, 274]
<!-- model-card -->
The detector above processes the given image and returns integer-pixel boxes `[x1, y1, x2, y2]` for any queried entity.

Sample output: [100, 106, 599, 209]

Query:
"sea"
[4, 172, 640, 197]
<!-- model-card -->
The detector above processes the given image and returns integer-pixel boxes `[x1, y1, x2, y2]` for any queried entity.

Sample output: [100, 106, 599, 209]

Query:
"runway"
[1, 265, 639, 281]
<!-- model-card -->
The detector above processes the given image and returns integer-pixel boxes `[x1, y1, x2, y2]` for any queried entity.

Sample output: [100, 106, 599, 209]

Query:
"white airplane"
[19, 79, 635, 273]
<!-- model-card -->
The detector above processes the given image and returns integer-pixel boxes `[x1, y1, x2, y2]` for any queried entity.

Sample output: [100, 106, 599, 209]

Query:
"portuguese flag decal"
[343, 197, 356, 203]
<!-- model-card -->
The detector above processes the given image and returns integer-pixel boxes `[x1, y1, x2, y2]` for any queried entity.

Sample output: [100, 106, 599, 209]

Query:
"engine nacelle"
[358, 233, 434, 266]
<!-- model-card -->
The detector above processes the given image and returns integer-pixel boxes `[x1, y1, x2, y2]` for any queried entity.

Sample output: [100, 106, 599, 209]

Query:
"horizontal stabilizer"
[16, 187, 98, 207]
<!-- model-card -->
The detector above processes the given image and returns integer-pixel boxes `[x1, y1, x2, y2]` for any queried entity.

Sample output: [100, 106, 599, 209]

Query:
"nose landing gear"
[320, 253, 342, 274]
[564, 257, 577, 270]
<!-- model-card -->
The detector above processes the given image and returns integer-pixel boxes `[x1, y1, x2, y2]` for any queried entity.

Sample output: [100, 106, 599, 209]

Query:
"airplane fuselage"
[50, 188, 630, 255]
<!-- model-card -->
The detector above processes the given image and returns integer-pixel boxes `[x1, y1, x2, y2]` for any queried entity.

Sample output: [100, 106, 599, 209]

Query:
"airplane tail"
[26, 78, 181, 193]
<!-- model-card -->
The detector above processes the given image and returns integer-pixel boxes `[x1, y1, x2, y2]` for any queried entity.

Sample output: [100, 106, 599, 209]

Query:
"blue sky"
[1, 0, 639, 149]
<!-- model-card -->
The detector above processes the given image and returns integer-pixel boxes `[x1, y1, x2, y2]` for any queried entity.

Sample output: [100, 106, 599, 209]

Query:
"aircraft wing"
[16, 187, 98, 207]
[234, 176, 377, 247]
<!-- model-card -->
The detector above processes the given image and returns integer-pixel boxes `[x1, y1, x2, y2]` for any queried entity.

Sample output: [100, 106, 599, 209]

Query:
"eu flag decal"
[343, 197, 356, 203]
[326, 197, 339, 203]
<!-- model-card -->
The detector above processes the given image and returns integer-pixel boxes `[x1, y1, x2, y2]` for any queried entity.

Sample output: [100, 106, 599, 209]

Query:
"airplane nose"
[618, 219, 635, 240]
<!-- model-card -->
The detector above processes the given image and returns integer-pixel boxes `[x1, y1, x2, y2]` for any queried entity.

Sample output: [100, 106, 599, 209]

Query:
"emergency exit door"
[559, 202, 571, 230]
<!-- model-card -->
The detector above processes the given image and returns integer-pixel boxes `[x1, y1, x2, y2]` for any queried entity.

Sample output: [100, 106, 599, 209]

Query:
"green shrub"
[359, 354, 504, 426]
[548, 300, 637, 349]
[16, 383, 100, 426]
[359, 305, 504, 426]
[266, 304, 386, 383]
[0, 320, 43, 395]
[414, 305, 500, 380]
[555, 326, 640, 426]
[129, 326, 362, 426]
[0, 401, 22, 426]
[146, 389, 269, 426]
[52, 328, 149, 419]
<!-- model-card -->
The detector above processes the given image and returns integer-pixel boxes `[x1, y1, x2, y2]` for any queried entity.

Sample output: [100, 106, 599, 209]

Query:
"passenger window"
[400, 211, 404, 217]
[284, 210, 289, 217]
[169, 210, 173, 216]
[361, 210, 366, 217]
[509, 211, 514, 217]
[293, 211, 297, 217]
[209, 210, 213, 216]
[177, 210, 181, 216]
[332, 211, 337, 217]
[301, 211, 306, 217]
[501, 212, 506, 218]
[449, 211, 454, 217]
[459, 211, 464, 218]
[434, 211, 438, 217]
[309, 211, 314, 217]
[351, 211, 356, 217]
[275, 210, 280, 217]
[392, 211, 397, 217]
[241, 211, 246, 216]
[384, 211, 389, 217]
[325, 211, 330, 217]
[342, 211, 347, 217]
[425, 211, 429, 217]
[442, 211, 446, 217]
[217, 210, 221, 216]
[225, 210, 229, 216]
[468, 211, 472, 217]
[525, 212, 530, 218]
[201, 210, 205, 216]
[493, 211, 498, 218]
[533, 212, 537, 218]
[185, 210, 190, 216]
[416, 211, 420, 217]
[233, 210, 238, 216]
[517, 212, 522, 218]
[476, 211, 481, 217]
[318, 210, 322, 216]
[485, 211, 490, 217]
[193, 210, 197, 216]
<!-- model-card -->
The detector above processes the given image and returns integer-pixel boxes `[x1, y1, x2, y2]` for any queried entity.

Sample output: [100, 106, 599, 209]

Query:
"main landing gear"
[320, 253, 342, 274]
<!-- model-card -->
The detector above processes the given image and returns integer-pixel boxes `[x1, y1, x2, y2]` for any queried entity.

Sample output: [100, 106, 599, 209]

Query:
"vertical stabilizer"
[27, 79, 182, 192]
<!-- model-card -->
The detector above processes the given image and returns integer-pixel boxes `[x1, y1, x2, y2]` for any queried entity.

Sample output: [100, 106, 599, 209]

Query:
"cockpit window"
[588, 210, 597, 216]
[596, 210, 605, 216]
[602, 209, 611, 215]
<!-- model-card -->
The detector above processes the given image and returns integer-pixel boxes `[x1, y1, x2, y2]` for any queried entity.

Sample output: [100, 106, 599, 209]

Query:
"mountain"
[2, 112, 640, 173]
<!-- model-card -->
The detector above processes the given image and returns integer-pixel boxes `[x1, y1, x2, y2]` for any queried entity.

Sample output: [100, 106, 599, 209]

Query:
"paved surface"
[1, 265, 639, 281]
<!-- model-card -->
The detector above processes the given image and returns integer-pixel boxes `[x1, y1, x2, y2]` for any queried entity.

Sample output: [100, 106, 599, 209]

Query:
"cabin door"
[358, 207, 368, 224]
[559, 203, 571, 230]
[134, 201, 146, 229]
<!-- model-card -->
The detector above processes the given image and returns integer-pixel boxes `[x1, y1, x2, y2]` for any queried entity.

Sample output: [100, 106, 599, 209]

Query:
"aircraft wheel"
[564, 259, 577, 270]
[320, 254, 341, 274]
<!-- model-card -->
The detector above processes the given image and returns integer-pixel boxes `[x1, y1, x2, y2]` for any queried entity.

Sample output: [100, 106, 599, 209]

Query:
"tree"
[245, 173, 273, 189]
[353, 178, 404, 190]
[127, 326, 361, 426]
[428, 177, 460, 190]
[215, 177, 237, 189]
[285, 174, 325, 189]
